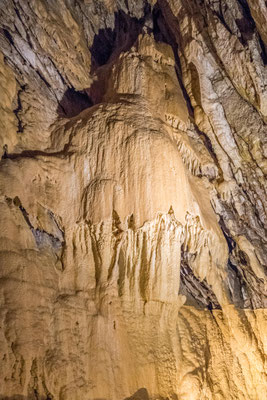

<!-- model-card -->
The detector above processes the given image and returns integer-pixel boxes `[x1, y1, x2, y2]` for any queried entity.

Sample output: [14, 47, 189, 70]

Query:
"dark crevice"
[193, 122, 223, 180]
[13, 196, 34, 230]
[36, 70, 51, 89]
[237, 0, 267, 64]
[1, 124, 76, 160]
[219, 217, 266, 309]
[12, 196, 64, 250]
[48, 56, 66, 87]
[179, 261, 221, 310]
[14, 6, 34, 50]
[214, 7, 233, 36]
[236, 0, 256, 42]
[258, 34, 267, 65]
[85, 8, 151, 108]
[227, 259, 246, 307]
[153, 0, 194, 112]
[90, 9, 149, 72]
[1, 148, 74, 162]
[48, 210, 65, 240]
[179, 246, 221, 310]
[90, 26, 114, 68]
[219, 217, 236, 253]
[219, 217, 245, 306]
[57, 88, 93, 118]
[33, 228, 63, 250]
[49, 59, 95, 119]
[237, 0, 255, 20]
[235, 15, 254, 44]
[2, 144, 8, 159]
[56, 2, 197, 119]
[60, 4, 193, 118]
[152, 3, 194, 118]
[13, 83, 26, 133]
[2, 28, 14, 46]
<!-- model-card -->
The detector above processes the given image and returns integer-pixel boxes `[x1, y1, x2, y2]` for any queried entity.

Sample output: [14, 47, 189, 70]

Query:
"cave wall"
[0, 1, 266, 399]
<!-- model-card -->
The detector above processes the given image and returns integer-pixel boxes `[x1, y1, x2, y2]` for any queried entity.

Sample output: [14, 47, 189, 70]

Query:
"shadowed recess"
[57, 87, 93, 118]
[90, 8, 151, 71]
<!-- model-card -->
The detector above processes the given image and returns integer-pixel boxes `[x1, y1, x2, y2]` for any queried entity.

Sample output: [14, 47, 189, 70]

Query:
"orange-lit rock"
[0, 1, 266, 399]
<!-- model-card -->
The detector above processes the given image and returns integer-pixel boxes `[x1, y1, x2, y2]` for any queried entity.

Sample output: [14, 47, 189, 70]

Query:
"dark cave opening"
[237, 0, 267, 65]
[58, 2, 196, 119]
[90, 8, 151, 71]
[88, 2, 194, 113]
[58, 8, 151, 118]
[57, 87, 93, 118]
[89, 1, 183, 72]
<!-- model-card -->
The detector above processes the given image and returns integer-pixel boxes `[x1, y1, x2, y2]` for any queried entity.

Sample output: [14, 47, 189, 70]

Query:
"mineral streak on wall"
[0, 1, 266, 399]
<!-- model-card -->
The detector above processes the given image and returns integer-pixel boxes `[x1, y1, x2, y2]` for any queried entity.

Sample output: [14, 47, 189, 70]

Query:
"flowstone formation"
[0, 1, 266, 400]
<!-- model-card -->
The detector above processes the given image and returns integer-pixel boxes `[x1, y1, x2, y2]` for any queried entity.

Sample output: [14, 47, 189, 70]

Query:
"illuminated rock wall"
[0, 1, 266, 399]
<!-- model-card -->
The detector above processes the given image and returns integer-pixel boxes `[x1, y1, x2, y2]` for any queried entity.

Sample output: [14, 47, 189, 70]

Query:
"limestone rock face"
[0, 1, 266, 400]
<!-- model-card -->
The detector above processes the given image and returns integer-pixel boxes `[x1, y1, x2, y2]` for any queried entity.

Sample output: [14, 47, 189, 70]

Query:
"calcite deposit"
[0, 1, 266, 399]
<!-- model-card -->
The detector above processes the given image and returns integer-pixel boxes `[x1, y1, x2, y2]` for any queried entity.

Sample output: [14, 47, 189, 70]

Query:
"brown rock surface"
[0, 1, 266, 399]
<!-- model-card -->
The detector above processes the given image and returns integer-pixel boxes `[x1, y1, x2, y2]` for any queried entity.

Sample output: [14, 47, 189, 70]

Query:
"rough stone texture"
[0, 1, 266, 399]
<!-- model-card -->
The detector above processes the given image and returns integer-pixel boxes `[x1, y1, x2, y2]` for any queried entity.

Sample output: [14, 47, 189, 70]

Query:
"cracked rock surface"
[0, 1, 266, 399]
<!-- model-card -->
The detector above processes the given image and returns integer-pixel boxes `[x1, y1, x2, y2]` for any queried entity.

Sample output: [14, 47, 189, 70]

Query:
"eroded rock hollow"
[0, 1, 266, 399]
